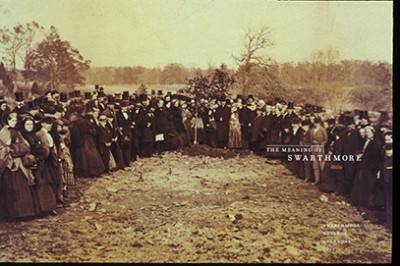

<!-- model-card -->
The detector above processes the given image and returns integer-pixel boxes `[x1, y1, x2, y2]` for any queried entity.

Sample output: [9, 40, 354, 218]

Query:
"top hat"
[15, 92, 24, 102]
[107, 95, 115, 105]
[353, 109, 361, 116]
[60, 93, 68, 102]
[74, 90, 81, 98]
[139, 93, 148, 102]
[122, 91, 129, 100]
[379, 111, 389, 122]
[248, 94, 254, 100]
[68, 91, 75, 99]
[84, 92, 92, 100]
[343, 115, 355, 125]
[157, 90, 163, 96]
[288, 102, 294, 109]
[359, 110, 369, 120]
[151, 89, 156, 95]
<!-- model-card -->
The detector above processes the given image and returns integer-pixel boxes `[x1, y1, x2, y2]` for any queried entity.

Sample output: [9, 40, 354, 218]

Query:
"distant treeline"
[82, 60, 391, 89]
[81, 60, 392, 113]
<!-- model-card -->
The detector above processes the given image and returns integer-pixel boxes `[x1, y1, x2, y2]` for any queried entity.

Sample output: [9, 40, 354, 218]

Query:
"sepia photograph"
[0, 0, 394, 263]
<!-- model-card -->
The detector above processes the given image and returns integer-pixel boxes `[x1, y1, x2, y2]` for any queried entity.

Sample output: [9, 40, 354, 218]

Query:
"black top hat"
[139, 93, 148, 102]
[241, 99, 247, 105]
[359, 110, 369, 120]
[157, 90, 163, 96]
[288, 102, 294, 109]
[38, 97, 49, 107]
[122, 91, 129, 100]
[15, 92, 24, 102]
[236, 94, 243, 99]
[68, 91, 75, 99]
[353, 109, 361, 116]
[99, 86, 104, 92]
[107, 95, 115, 104]
[74, 90, 81, 98]
[379, 111, 389, 121]
[343, 115, 355, 125]
[60, 93, 68, 102]
[84, 92, 92, 100]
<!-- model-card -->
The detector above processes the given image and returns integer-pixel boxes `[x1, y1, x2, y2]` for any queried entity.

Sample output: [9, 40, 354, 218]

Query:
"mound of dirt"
[178, 144, 251, 159]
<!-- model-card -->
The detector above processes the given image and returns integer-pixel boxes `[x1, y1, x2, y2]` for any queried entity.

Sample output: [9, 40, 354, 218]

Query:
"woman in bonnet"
[0, 112, 40, 219]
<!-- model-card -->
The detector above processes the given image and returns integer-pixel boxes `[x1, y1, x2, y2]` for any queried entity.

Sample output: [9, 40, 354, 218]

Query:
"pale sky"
[0, 0, 393, 69]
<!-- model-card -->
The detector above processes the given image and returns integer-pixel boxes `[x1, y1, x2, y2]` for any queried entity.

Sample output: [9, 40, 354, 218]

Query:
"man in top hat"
[281, 101, 298, 145]
[84, 92, 92, 102]
[336, 114, 363, 195]
[12, 92, 30, 115]
[97, 91, 107, 113]
[74, 90, 81, 100]
[116, 99, 133, 166]
[136, 93, 156, 157]
[214, 95, 231, 148]
[358, 110, 369, 128]
[250, 99, 269, 155]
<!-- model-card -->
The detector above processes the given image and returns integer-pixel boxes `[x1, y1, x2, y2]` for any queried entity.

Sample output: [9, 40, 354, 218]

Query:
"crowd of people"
[0, 86, 392, 232]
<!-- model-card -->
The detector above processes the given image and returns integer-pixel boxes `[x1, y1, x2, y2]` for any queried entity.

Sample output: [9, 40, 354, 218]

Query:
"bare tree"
[0, 21, 43, 82]
[233, 26, 275, 96]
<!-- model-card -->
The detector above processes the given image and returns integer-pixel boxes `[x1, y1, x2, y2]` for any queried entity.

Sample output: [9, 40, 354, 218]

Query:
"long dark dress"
[70, 115, 105, 177]
[22, 130, 57, 213]
[214, 105, 231, 148]
[0, 127, 41, 218]
[137, 106, 156, 157]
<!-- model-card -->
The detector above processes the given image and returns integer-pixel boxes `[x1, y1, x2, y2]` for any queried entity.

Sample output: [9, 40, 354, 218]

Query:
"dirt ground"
[0, 145, 392, 263]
